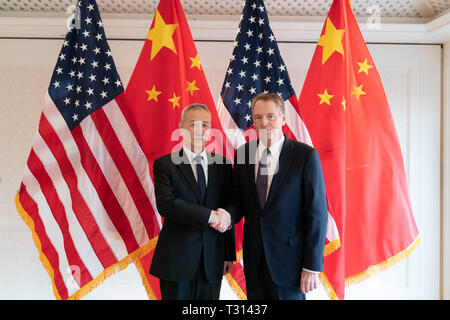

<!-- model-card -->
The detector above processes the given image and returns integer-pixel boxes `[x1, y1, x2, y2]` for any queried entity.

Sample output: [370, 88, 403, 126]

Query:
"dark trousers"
[159, 252, 221, 300]
[246, 254, 305, 300]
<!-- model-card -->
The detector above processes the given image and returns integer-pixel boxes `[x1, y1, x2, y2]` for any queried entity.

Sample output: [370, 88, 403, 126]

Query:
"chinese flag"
[123, 0, 235, 299]
[298, 0, 420, 299]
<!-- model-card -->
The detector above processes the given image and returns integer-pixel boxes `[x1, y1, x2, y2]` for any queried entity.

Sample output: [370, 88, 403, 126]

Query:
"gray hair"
[180, 103, 210, 123]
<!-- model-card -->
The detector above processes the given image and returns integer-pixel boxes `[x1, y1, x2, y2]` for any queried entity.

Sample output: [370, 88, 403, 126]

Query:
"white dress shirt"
[183, 145, 208, 185]
[254, 135, 285, 200]
[183, 145, 215, 224]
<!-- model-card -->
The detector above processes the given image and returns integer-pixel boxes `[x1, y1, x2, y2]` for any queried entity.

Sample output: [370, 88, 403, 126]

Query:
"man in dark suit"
[150, 103, 235, 300]
[227, 93, 328, 300]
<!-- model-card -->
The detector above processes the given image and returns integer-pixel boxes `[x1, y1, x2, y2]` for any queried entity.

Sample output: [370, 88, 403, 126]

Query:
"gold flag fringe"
[318, 235, 421, 300]
[17, 191, 420, 300]
[345, 235, 421, 287]
[15, 192, 159, 300]
[324, 238, 341, 257]
[318, 272, 339, 300]
[224, 249, 247, 300]
[15, 193, 62, 299]
[224, 236, 341, 300]
[133, 237, 160, 300]
[307, 236, 341, 299]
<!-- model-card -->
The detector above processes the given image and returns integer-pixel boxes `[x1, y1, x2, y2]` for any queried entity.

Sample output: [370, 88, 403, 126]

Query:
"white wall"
[443, 40, 450, 300]
[0, 36, 442, 299]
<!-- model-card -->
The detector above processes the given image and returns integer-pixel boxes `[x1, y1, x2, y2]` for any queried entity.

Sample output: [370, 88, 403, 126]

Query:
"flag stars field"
[47, 3, 123, 129]
[218, 0, 297, 130]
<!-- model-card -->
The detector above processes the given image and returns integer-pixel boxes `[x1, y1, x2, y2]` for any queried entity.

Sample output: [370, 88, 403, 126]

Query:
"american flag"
[217, 0, 312, 148]
[15, 0, 160, 300]
[217, 0, 340, 298]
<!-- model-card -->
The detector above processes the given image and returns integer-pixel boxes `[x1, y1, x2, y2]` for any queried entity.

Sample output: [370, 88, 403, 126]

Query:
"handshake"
[209, 208, 232, 233]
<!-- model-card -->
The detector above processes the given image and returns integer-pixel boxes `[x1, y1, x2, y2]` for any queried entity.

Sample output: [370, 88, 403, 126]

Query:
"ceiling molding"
[413, 0, 437, 18]
[1, 0, 450, 18]
[1, 10, 449, 44]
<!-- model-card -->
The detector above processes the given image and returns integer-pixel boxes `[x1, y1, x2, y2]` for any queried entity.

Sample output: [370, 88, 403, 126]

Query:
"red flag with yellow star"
[298, 0, 420, 299]
[123, 0, 231, 299]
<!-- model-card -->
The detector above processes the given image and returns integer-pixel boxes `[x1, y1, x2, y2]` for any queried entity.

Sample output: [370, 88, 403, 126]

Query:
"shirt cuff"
[208, 210, 213, 224]
[302, 268, 320, 274]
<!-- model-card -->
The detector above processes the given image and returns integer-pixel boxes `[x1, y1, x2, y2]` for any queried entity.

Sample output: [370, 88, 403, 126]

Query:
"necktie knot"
[194, 155, 203, 164]
[259, 148, 270, 167]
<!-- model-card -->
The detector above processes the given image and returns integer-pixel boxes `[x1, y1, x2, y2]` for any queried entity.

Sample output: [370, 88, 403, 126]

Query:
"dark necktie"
[194, 155, 206, 203]
[255, 148, 270, 209]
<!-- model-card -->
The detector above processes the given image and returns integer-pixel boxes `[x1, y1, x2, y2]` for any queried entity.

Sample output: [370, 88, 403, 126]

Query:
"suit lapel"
[205, 152, 218, 204]
[264, 137, 294, 210]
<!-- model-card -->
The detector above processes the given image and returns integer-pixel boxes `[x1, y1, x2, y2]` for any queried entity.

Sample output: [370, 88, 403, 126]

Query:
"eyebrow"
[253, 113, 276, 117]
[190, 120, 211, 124]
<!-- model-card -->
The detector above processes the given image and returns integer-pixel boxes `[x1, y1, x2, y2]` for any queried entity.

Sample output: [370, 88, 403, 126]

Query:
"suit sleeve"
[227, 153, 244, 225]
[302, 149, 328, 272]
[223, 163, 237, 261]
[153, 157, 211, 229]
[224, 225, 236, 261]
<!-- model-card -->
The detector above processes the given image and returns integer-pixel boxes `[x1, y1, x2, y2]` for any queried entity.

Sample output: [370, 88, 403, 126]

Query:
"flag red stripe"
[113, 93, 145, 153]
[70, 125, 140, 254]
[230, 262, 246, 295]
[90, 108, 160, 239]
[282, 123, 296, 141]
[19, 184, 70, 300]
[288, 95, 301, 114]
[27, 149, 93, 287]
[282, 96, 299, 141]
[38, 114, 118, 267]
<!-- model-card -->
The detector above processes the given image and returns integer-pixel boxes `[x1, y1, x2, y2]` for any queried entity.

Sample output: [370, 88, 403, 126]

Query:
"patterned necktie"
[194, 155, 206, 203]
[255, 148, 270, 209]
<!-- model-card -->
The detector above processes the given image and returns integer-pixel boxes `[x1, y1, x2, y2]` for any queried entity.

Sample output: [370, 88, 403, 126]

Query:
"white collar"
[257, 135, 285, 159]
[183, 145, 207, 163]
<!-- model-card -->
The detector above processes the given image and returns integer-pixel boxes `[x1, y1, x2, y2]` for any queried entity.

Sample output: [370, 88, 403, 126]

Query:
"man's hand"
[300, 269, 319, 294]
[217, 208, 231, 229]
[209, 208, 231, 233]
[223, 261, 234, 275]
